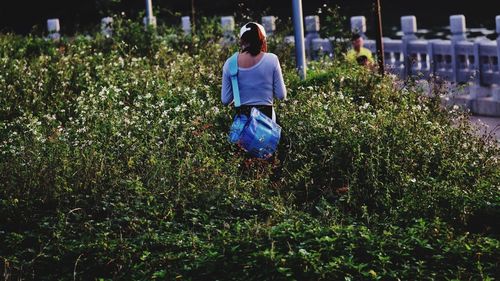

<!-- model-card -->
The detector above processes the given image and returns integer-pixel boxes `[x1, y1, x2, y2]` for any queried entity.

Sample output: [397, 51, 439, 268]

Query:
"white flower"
[360, 103, 370, 110]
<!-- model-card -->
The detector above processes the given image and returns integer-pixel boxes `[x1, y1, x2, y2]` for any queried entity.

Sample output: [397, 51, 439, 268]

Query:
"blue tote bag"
[227, 52, 281, 159]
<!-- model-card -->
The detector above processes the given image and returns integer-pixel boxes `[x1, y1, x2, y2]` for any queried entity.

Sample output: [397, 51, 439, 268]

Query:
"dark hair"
[240, 23, 267, 56]
[356, 55, 368, 66]
[351, 33, 362, 41]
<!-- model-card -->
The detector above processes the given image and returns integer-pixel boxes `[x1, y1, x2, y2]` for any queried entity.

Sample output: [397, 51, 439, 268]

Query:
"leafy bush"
[0, 18, 498, 280]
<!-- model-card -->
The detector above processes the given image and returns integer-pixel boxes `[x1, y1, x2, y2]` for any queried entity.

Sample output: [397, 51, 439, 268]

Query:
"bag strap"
[228, 52, 241, 108]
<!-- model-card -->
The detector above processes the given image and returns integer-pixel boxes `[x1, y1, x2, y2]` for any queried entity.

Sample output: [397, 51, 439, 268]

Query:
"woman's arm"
[273, 56, 287, 101]
[221, 62, 233, 105]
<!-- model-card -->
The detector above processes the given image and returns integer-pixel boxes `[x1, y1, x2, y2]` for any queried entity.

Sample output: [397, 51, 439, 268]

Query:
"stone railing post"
[221, 16, 236, 45]
[182, 16, 191, 35]
[350, 16, 367, 38]
[450, 15, 467, 82]
[305, 15, 320, 35]
[473, 40, 481, 86]
[261, 16, 276, 36]
[450, 15, 467, 43]
[427, 40, 436, 78]
[305, 15, 320, 59]
[496, 15, 500, 73]
[493, 15, 500, 101]
[401, 16, 418, 79]
[47, 18, 60, 40]
[221, 16, 235, 35]
[101, 17, 113, 37]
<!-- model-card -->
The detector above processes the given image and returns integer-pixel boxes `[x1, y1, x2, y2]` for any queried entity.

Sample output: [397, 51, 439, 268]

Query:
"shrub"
[0, 18, 498, 280]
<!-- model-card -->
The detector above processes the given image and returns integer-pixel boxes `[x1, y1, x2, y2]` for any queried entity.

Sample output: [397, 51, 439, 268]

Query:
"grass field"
[0, 18, 499, 280]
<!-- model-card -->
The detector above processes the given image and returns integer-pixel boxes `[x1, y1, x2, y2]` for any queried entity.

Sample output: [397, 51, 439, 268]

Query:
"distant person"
[356, 55, 369, 66]
[221, 22, 286, 119]
[346, 33, 374, 66]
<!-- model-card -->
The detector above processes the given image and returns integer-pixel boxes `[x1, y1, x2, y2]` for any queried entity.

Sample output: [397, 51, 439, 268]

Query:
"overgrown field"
[1, 18, 499, 280]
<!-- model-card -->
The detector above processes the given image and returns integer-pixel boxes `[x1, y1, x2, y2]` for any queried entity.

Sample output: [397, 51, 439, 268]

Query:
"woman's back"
[221, 52, 286, 106]
[237, 52, 264, 68]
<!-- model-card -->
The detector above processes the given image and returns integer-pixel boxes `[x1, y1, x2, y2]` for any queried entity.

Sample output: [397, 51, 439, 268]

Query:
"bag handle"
[251, 108, 279, 130]
[228, 52, 241, 108]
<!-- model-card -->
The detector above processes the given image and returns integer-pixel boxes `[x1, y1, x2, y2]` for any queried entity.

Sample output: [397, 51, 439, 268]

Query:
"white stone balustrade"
[450, 15, 467, 42]
[208, 12, 500, 115]
[47, 19, 60, 40]
[401, 16, 417, 38]
[220, 16, 236, 46]
[357, 14, 499, 89]
[303, 15, 321, 59]
[221, 16, 235, 34]
[211, 13, 498, 93]
[492, 85, 500, 102]
[305, 15, 320, 33]
[350, 16, 366, 37]
[261, 16, 276, 36]
[496, 16, 500, 34]
[182, 16, 191, 35]
[47, 19, 60, 33]
[101, 17, 113, 37]
[400, 16, 418, 79]
[39, 12, 499, 115]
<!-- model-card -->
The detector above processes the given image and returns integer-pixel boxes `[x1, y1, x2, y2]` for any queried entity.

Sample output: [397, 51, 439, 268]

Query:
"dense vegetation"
[0, 17, 499, 280]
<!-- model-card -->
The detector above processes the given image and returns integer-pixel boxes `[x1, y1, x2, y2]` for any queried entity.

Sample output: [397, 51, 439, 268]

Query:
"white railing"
[45, 14, 500, 87]
[204, 14, 500, 86]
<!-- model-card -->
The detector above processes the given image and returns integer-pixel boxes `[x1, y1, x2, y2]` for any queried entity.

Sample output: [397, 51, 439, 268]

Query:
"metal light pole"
[143, 0, 156, 29]
[292, 0, 307, 80]
[374, 0, 385, 75]
[143, 0, 157, 28]
[146, 0, 153, 20]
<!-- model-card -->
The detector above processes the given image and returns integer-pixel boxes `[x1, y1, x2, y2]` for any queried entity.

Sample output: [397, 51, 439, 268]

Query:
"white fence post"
[182, 16, 191, 35]
[450, 15, 467, 82]
[101, 17, 113, 37]
[261, 16, 276, 36]
[350, 16, 367, 38]
[473, 40, 481, 85]
[305, 15, 320, 59]
[427, 39, 435, 79]
[220, 16, 236, 45]
[47, 18, 60, 40]
[496, 16, 500, 75]
[221, 16, 235, 35]
[401, 16, 418, 79]
[305, 15, 320, 34]
[450, 15, 467, 43]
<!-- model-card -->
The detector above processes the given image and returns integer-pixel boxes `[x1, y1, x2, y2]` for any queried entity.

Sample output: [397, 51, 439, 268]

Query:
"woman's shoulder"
[263, 52, 280, 65]
[265, 52, 279, 60]
[222, 54, 236, 72]
[223, 54, 235, 65]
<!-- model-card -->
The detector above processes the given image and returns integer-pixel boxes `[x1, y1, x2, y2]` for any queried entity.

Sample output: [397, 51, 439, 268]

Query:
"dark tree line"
[0, 0, 498, 34]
